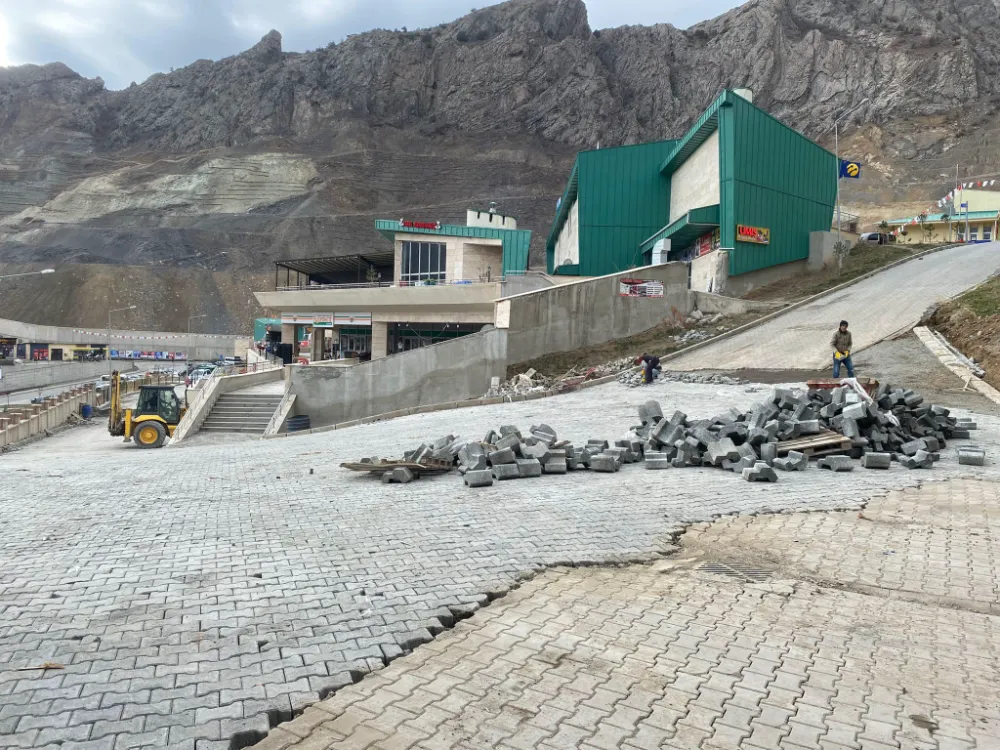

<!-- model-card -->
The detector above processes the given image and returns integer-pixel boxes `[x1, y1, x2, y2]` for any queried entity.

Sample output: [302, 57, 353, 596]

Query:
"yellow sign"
[844, 162, 860, 177]
[736, 224, 770, 244]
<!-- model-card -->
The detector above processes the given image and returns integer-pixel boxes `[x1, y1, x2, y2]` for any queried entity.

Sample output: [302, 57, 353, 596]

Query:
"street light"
[188, 314, 208, 365]
[0, 268, 55, 281]
[108, 305, 137, 374]
[834, 98, 870, 249]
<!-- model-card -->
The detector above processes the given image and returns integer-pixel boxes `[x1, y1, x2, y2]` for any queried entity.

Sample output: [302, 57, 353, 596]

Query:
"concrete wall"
[809, 231, 861, 270]
[170, 366, 284, 444]
[0, 316, 246, 359]
[0, 384, 96, 448]
[458, 242, 504, 282]
[552, 199, 580, 269]
[690, 250, 729, 294]
[288, 328, 509, 427]
[670, 130, 720, 220]
[466, 209, 517, 230]
[726, 259, 810, 297]
[691, 291, 784, 316]
[497, 263, 692, 366]
[0, 360, 137, 394]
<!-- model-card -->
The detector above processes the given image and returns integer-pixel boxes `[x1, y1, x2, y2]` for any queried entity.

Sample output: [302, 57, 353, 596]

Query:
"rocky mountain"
[2, 0, 999, 331]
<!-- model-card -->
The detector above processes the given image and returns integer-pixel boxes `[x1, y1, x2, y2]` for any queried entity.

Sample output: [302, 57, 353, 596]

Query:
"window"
[400, 241, 447, 284]
[970, 226, 979, 241]
[985, 226, 993, 241]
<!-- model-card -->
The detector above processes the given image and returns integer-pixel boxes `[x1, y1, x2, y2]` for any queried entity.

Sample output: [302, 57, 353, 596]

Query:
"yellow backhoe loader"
[107, 371, 185, 448]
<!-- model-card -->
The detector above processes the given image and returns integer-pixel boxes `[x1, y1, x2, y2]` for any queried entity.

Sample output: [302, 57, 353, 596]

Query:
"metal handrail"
[274, 278, 503, 292]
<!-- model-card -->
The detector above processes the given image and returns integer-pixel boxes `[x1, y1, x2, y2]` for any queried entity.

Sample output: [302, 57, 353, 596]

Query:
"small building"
[255, 209, 533, 361]
[887, 189, 1000, 244]
[546, 89, 838, 294]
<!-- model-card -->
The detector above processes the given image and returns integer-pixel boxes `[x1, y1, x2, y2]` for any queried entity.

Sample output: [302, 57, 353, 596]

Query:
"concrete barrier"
[288, 328, 508, 427]
[0, 384, 97, 448]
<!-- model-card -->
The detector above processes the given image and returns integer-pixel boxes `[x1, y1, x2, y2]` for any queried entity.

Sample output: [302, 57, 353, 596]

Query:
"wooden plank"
[776, 430, 851, 455]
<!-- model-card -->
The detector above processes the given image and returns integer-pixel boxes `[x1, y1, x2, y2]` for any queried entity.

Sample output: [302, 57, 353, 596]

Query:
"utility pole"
[833, 98, 869, 249]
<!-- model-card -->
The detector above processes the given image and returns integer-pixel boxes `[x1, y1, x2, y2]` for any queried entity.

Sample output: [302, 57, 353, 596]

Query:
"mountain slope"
[2, 0, 999, 332]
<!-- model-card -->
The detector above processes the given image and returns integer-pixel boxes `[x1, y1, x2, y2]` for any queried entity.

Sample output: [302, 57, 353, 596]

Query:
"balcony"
[255, 279, 504, 323]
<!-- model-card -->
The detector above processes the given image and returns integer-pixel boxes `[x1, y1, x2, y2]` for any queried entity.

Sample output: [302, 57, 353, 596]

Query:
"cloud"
[0, 12, 10, 67]
[1, 0, 742, 90]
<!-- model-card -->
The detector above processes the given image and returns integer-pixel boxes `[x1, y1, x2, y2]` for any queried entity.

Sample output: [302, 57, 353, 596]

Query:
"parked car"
[860, 232, 892, 245]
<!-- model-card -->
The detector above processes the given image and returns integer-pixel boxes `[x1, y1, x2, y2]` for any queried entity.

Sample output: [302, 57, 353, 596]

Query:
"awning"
[639, 204, 720, 253]
[275, 252, 396, 276]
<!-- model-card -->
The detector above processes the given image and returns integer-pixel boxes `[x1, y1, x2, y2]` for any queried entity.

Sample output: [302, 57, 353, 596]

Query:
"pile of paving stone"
[377, 382, 983, 488]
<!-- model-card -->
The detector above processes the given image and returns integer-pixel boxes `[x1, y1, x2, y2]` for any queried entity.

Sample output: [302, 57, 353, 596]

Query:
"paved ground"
[668, 243, 1000, 371]
[261, 479, 1000, 750]
[2, 374, 998, 750]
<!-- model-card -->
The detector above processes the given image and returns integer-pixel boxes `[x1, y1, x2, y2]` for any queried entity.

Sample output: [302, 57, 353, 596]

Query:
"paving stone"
[860, 452, 891, 470]
[464, 469, 494, 488]
[818, 456, 855, 472]
[491, 464, 520, 481]
[515, 459, 542, 478]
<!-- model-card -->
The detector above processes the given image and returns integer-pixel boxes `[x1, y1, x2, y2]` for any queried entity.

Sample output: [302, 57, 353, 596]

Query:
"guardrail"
[0, 384, 96, 448]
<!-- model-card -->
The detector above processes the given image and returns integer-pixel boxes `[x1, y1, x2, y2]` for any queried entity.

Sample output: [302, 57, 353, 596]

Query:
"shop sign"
[736, 224, 770, 244]
[619, 278, 665, 298]
[696, 228, 721, 257]
[400, 220, 441, 230]
[312, 313, 334, 328]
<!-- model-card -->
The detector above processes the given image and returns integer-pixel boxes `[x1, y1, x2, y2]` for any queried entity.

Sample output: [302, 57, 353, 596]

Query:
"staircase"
[200, 393, 283, 434]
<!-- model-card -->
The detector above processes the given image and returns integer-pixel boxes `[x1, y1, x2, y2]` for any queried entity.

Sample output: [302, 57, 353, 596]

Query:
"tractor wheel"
[134, 421, 166, 449]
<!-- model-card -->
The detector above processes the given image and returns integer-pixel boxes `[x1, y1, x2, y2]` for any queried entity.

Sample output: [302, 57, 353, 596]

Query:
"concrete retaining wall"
[692, 292, 784, 316]
[0, 384, 96, 448]
[170, 366, 284, 444]
[289, 328, 509, 427]
[0, 361, 137, 394]
[498, 263, 691, 366]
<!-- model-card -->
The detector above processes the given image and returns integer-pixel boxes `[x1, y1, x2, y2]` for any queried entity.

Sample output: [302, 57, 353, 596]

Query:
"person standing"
[831, 320, 855, 378]
[634, 353, 661, 384]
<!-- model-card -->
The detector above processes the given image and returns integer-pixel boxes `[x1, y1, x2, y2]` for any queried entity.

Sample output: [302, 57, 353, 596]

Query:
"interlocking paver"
[4, 375, 1000, 750]
[262, 479, 1000, 749]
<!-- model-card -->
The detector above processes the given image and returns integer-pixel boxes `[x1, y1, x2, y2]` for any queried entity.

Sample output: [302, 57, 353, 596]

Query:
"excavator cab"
[108, 372, 185, 448]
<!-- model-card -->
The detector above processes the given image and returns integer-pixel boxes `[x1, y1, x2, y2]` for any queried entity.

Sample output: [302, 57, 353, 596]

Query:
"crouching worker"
[635, 353, 661, 384]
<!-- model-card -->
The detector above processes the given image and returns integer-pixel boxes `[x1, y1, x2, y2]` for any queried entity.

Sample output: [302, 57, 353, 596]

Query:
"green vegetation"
[953, 274, 1000, 317]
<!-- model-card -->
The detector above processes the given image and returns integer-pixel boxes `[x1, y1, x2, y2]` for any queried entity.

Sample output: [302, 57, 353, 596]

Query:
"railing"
[274, 278, 503, 292]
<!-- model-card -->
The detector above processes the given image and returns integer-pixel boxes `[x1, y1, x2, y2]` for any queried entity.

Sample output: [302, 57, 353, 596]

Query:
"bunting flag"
[71, 329, 241, 340]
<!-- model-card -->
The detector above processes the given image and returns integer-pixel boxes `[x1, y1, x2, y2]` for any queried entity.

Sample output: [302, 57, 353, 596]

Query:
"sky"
[0, 0, 743, 90]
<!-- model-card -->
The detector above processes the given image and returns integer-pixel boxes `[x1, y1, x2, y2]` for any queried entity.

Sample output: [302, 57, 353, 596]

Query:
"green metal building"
[546, 89, 837, 283]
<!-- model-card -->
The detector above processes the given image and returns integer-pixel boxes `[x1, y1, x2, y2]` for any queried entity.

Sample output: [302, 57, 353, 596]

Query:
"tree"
[365, 265, 380, 284]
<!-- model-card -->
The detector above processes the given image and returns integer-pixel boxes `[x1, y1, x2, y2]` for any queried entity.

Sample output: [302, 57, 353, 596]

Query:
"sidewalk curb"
[913, 326, 1000, 407]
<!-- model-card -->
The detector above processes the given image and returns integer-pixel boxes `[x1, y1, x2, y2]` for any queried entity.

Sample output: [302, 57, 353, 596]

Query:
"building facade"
[546, 89, 838, 291]
[255, 210, 533, 361]
[887, 189, 1000, 244]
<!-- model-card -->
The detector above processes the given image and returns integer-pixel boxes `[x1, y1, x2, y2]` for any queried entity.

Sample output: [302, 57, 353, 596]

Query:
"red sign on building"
[401, 220, 441, 230]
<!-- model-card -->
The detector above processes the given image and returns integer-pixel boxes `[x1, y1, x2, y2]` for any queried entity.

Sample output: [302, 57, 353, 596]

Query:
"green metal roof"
[544, 160, 580, 252]
[659, 92, 731, 176]
[374, 219, 532, 275]
[886, 210, 999, 225]
[639, 205, 720, 252]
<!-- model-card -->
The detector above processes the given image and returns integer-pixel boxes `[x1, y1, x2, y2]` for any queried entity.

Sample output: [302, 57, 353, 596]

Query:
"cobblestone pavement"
[262, 479, 1000, 750]
[686, 478, 1000, 614]
[668, 242, 1000, 371]
[2, 380, 998, 750]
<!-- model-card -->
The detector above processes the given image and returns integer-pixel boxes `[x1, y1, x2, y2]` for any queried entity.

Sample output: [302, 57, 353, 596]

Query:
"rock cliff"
[1, 0, 998, 330]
